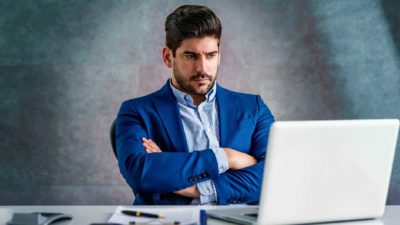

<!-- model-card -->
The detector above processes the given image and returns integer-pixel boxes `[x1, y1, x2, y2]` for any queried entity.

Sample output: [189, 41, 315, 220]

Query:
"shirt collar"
[169, 78, 217, 107]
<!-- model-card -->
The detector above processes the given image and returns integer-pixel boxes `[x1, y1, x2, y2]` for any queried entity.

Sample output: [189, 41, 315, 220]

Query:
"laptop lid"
[258, 119, 399, 225]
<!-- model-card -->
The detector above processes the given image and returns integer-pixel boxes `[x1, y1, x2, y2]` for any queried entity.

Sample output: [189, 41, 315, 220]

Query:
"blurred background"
[0, 0, 399, 204]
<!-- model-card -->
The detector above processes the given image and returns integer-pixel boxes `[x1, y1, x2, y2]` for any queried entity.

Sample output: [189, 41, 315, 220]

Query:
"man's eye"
[207, 53, 217, 58]
[184, 54, 195, 59]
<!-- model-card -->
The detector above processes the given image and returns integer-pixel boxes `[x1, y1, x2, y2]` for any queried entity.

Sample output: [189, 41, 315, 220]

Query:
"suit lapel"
[216, 85, 237, 147]
[153, 82, 189, 152]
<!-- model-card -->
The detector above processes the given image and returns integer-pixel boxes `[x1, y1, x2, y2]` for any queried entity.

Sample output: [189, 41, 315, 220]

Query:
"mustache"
[190, 73, 213, 81]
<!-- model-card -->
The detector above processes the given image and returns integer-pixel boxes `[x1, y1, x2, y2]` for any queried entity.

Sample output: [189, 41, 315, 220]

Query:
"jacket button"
[188, 177, 194, 182]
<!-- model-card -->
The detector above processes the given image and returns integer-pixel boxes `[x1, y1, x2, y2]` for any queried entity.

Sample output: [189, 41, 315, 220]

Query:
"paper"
[108, 206, 200, 225]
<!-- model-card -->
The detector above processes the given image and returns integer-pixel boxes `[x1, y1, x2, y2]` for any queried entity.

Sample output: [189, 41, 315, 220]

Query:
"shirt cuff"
[197, 180, 217, 204]
[211, 147, 229, 174]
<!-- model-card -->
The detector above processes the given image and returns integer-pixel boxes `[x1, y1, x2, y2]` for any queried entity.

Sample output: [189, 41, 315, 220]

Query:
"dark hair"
[165, 5, 222, 57]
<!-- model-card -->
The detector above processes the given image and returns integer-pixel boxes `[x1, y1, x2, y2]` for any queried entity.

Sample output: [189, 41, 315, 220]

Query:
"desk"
[0, 205, 399, 225]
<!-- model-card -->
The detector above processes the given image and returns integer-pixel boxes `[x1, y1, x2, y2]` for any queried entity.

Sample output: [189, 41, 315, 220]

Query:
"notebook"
[108, 206, 202, 225]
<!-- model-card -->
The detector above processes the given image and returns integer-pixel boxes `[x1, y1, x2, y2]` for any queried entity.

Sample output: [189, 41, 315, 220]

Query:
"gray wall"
[0, 0, 399, 204]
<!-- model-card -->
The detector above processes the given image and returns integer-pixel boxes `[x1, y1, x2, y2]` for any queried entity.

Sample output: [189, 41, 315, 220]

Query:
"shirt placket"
[198, 104, 217, 149]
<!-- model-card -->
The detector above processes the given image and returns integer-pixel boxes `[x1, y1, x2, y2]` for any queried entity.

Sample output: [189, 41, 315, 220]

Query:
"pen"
[89, 224, 123, 225]
[129, 222, 180, 225]
[121, 210, 166, 219]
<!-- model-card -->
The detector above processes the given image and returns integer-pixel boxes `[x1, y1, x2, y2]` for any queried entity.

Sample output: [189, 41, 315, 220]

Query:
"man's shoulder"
[123, 91, 158, 105]
[218, 85, 260, 101]
[122, 84, 169, 107]
[218, 86, 273, 117]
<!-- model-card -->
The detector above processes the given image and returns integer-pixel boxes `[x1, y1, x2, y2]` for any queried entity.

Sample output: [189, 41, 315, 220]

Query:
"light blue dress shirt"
[169, 80, 229, 204]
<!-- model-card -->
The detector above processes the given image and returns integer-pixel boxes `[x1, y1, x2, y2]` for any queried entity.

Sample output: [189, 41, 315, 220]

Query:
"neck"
[191, 95, 206, 106]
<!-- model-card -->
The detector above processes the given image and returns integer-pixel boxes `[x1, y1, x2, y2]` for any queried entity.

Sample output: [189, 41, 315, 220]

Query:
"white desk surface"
[0, 205, 399, 225]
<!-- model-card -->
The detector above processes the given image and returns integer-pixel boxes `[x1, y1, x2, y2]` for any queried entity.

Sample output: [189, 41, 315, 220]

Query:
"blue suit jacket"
[116, 81, 274, 205]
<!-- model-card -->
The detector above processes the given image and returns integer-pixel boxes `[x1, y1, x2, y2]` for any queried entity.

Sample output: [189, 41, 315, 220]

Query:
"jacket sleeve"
[116, 100, 220, 194]
[213, 96, 275, 204]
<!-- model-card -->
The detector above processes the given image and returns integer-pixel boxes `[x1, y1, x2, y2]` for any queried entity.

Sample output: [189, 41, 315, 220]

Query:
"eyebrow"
[182, 50, 219, 55]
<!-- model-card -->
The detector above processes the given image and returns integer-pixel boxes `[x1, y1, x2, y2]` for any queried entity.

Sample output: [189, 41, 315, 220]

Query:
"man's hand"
[174, 184, 200, 198]
[224, 148, 257, 170]
[142, 138, 162, 153]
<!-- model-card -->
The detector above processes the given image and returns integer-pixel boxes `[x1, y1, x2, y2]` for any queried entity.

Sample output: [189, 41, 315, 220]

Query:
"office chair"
[110, 119, 117, 158]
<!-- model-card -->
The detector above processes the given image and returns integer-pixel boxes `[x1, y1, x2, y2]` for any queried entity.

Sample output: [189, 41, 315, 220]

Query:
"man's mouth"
[191, 74, 212, 82]
[193, 77, 209, 81]
[192, 77, 211, 85]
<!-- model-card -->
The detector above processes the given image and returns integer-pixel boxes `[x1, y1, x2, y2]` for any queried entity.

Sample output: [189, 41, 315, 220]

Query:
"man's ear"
[162, 46, 173, 68]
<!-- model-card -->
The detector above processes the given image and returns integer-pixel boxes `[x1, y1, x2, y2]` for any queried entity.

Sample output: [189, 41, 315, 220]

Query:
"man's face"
[170, 36, 220, 96]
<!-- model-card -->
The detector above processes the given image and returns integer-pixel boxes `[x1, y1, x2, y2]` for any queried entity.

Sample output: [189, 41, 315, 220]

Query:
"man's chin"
[186, 81, 214, 95]
[193, 87, 211, 95]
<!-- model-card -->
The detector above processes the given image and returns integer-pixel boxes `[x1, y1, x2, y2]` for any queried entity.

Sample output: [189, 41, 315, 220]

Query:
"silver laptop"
[207, 119, 399, 225]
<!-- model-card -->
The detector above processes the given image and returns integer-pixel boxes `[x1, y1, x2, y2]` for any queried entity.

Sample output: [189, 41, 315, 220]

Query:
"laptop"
[207, 119, 399, 225]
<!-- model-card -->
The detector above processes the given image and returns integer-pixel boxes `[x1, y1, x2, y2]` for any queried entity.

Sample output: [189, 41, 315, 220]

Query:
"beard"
[173, 63, 217, 96]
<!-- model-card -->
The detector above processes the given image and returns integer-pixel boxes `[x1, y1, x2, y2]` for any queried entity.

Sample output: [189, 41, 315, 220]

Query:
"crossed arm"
[142, 137, 257, 198]
[117, 95, 274, 204]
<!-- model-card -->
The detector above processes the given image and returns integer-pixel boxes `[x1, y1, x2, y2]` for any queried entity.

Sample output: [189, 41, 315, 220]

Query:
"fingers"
[174, 185, 200, 198]
[247, 155, 257, 167]
[224, 148, 256, 170]
[142, 137, 162, 153]
[145, 138, 162, 152]
[241, 154, 256, 168]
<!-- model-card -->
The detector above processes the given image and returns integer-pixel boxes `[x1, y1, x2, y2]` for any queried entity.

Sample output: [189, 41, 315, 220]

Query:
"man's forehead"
[177, 36, 219, 53]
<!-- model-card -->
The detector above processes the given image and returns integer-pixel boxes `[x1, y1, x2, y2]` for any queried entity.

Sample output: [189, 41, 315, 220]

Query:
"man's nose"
[195, 57, 207, 74]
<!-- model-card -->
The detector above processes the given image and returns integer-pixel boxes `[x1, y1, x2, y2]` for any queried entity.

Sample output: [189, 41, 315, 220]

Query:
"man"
[116, 5, 274, 205]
